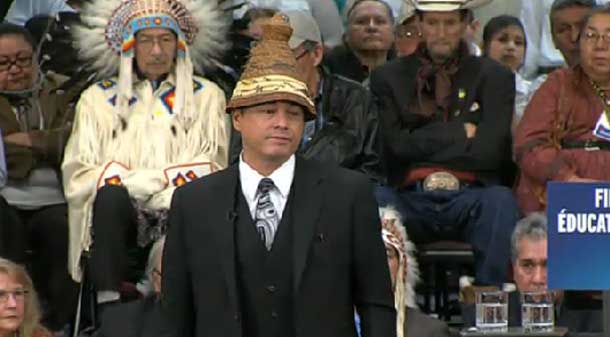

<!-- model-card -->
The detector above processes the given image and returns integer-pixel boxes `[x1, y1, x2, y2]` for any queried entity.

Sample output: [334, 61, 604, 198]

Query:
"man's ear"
[232, 109, 243, 132]
[313, 43, 324, 67]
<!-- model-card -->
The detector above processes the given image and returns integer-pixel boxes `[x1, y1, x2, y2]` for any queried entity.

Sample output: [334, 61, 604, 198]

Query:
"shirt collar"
[239, 154, 295, 200]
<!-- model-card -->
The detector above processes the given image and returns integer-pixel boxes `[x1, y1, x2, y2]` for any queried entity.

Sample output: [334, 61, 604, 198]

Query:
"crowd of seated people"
[0, 0, 608, 336]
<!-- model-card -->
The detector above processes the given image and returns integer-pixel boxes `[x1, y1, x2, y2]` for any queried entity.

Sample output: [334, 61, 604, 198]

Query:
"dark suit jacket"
[162, 157, 396, 337]
[369, 53, 515, 186]
[96, 295, 173, 337]
[405, 307, 453, 337]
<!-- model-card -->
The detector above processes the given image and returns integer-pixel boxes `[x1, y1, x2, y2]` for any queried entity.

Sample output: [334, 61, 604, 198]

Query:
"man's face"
[135, 28, 177, 81]
[513, 238, 547, 292]
[395, 17, 422, 57]
[347, 1, 394, 52]
[551, 5, 591, 67]
[233, 101, 305, 167]
[292, 42, 323, 89]
[579, 13, 610, 80]
[420, 11, 467, 63]
[0, 34, 36, 91]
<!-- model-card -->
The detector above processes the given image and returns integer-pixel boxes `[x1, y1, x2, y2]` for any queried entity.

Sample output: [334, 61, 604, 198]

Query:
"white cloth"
[62, 73, 230, 281]
[520, 0, 564, 79]
[4, 0, 75, 25]
[239, 154, 295, 221]
[307, 0, 345, 47]
[514, 72, 547, 128]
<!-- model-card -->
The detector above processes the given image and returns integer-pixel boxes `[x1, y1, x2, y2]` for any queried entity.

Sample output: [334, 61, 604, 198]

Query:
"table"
[460, 327, 568, 337]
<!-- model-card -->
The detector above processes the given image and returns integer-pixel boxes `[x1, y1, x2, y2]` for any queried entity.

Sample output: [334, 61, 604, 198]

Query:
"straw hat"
[227, 13, 316, 120]
[413, 0, 492, 11]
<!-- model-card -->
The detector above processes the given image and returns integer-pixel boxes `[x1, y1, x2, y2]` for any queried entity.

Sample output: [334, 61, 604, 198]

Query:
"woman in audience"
[0, 23, 78, 332]
[379, 206, 452, 337]
[514, 5, 610, 213]
[482, 15, 542, 132]
[0, 258, 52, 337]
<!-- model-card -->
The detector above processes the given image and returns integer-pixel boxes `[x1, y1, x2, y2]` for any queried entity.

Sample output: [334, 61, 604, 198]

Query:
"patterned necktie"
[254, 178, 279, 250]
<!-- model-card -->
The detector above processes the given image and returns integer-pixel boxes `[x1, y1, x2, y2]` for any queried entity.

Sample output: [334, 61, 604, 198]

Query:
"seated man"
[325, 0, 395, 83]
[62, 0, 230, 307]
[370, 0, 519, 286]
[230, 10, 382, 181]
[379, 206, 453, 337]
[462, 213, 603, 332]
[515, 4, 610, 213]
[97, 236, 172, 337]
[0, 23, 80, 332]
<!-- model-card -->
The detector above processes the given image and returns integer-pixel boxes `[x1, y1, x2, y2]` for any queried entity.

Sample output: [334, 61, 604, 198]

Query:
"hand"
[566, 175, 598, 183]
[4, 132, 33, 147]
[464, 123, 477, 139]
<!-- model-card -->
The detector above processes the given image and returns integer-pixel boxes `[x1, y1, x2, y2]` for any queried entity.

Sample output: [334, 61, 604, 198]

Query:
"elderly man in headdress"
[162, 13, 395, 337]
[370, 0, 520, 287]
[378, 207, 452, 337]
[62, 0, 230, 307]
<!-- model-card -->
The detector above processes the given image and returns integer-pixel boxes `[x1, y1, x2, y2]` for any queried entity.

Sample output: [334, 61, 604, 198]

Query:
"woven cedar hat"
[414, 0, 492, 11]
[227, 13, 316, 120]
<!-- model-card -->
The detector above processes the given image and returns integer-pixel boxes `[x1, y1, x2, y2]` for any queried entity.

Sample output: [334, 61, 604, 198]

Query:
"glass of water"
[521, 291, 554, 332]
[475, 290, 508, 332]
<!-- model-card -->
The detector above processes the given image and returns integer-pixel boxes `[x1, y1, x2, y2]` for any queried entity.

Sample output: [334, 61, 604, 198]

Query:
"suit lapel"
[292, 157, 325, 294]
[213, 164, 240, 311]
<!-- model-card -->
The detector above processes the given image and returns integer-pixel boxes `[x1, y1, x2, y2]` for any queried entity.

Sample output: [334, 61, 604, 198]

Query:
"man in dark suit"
[162, 14, 396, 337]
[370, 0, 520, 287]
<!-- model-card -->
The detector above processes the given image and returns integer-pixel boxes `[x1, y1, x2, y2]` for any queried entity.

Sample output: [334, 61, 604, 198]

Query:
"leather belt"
[561, 139, 610, 151]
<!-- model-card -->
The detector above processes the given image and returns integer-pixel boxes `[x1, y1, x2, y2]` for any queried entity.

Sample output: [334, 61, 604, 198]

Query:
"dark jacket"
[405, 307, 453, 337]
[97, 295, 174, 337]
[230, 68, 383, 182]
[162, 157, 396, 337]
[369, 54, 515, 186]
[324, 45, 369, 84]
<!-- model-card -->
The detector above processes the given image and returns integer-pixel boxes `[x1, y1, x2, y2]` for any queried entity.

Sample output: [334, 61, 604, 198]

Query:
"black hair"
[550, 0, 597, 27]
[347, 0, 395, 25]
[482, 15, 526, 55]
[0, 23, 36, 49]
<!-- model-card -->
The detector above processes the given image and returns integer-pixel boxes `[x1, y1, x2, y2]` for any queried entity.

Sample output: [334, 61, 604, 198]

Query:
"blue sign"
[547, 182, 610, 290]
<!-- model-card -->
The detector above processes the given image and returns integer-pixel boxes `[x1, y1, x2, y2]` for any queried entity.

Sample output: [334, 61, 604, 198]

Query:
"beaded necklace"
[588, 78, 610, 124]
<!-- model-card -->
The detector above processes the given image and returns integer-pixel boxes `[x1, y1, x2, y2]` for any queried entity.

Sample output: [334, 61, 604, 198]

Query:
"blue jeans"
[375, 184, 520, 286]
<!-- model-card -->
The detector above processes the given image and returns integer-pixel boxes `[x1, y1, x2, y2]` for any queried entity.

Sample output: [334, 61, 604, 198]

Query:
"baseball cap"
[285, 10, 322, 49]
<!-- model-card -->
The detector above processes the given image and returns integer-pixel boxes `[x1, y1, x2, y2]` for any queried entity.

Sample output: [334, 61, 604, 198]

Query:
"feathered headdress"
[74, 0, 229, 125]
[380, 206, 420, 337]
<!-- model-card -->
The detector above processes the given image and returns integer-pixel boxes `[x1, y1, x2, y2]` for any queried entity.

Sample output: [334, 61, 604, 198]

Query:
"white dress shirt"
[239, 154, 295, 221]
[4, 0, 75, 26]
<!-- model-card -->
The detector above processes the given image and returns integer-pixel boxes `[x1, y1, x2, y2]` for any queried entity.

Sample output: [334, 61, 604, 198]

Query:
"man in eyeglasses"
[230, 10, 382, 182]
[62, 0, 230, 315]
[0, 23, 80, 333]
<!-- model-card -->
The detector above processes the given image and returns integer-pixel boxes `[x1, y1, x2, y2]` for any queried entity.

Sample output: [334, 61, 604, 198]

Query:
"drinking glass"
[475, 290, 508, 332]
[521, 291, 554, 332]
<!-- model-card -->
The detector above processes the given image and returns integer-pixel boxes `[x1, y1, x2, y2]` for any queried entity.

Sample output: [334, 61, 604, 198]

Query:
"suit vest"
[235, 186, 294, 337]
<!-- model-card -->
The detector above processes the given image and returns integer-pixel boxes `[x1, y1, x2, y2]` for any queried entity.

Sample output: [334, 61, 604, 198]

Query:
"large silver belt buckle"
[423, 171, 460, 192]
